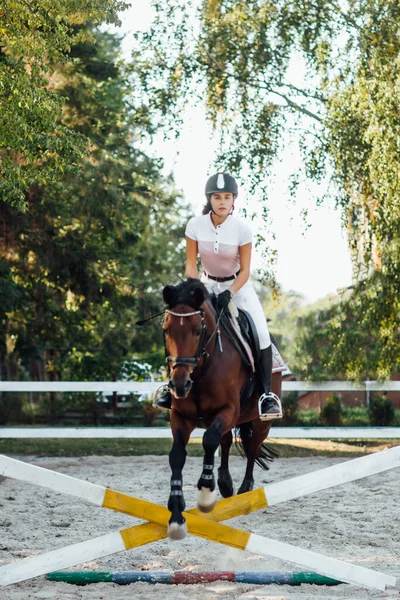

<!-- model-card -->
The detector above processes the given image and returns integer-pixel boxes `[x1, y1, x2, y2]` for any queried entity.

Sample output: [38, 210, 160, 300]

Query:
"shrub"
[279, 392, 299, 426]
[297, 409, 320, 427]
[342, 407, 370, 427]
[368, 395, 395, 426]
[320, 395, 343, 426]
[0, 392, 24, 424]
[142, 399, 158, 426]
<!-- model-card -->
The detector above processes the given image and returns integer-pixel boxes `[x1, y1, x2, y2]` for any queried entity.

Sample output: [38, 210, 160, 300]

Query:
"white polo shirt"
[185, 213, 252, 278]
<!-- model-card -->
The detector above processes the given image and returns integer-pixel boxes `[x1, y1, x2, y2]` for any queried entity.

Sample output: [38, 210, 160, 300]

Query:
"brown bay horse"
[162, 278, 281, 539]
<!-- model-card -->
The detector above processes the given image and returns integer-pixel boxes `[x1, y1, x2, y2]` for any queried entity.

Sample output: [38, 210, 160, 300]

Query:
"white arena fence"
[0, 380, 399, 440]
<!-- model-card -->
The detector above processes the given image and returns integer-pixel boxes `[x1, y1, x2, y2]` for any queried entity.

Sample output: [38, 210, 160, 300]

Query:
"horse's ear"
[163, 285, 178, 307]
[191, 287, 204, 308]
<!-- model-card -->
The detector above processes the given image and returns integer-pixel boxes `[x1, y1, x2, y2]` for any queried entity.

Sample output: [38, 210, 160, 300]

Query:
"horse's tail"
[234, 422, 279, 471]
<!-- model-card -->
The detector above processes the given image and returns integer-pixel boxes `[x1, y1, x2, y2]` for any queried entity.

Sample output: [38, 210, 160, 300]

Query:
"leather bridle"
[164, 308, 209, 370]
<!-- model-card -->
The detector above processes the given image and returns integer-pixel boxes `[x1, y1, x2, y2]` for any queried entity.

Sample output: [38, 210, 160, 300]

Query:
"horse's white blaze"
[0, 532, 125, 586]
[197, 487, 218, 513]
[246, 534, 396, 591]
[167, 521, 188, 540]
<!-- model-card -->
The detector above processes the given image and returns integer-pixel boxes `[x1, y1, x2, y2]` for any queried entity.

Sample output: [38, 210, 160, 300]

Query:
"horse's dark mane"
[165, 278, 209, 309]
[178, 278, 209, 299]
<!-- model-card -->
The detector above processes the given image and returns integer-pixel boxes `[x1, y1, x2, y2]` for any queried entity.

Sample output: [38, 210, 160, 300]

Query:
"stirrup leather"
[258, 391, 283, 421]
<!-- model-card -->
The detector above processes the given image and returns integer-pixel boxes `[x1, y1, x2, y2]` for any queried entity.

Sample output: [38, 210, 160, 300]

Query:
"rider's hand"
[216, 290, 232, 311]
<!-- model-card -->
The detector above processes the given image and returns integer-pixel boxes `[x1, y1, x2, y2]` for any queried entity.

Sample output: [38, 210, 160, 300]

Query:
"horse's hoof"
[197, 487, 218, 512]
[168, 520, 187, 540]
[238, 477, 254, 495]
[218, 481, 234, 498]
[217, 470, 234, 498]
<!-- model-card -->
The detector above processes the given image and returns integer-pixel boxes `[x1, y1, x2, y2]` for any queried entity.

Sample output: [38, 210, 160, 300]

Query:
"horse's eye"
[194, 329, 202, 336]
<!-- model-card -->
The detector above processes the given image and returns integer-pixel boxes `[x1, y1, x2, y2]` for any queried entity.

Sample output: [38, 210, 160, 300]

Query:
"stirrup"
[258, 391, 283, 421]
[153, 385, 172, 411]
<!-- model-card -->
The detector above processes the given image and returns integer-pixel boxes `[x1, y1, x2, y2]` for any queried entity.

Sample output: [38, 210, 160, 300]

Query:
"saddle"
[210, 298, 286, 407]
[219, 305, 258, 371]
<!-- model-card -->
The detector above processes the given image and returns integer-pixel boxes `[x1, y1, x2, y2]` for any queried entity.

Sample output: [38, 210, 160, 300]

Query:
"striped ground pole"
[46, 570, 343, 585]
[0, 448, 399, 589]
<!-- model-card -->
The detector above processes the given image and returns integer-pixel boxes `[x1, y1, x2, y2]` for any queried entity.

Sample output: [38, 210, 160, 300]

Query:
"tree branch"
[201, 45, 324, 123]
[279, 82, 327, 103]
[267, 88, 323, 122]
[328, 0, 362, 31]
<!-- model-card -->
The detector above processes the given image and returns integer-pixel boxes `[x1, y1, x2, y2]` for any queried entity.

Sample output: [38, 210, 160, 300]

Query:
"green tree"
[320, 395, 343, 426]
[368, 394, 395, 426]
[292, 275, 399, 381]
[0, 29, 188, 422]
[256, 282, 305, 367]
[0, 0, 128, 209]
[131, 1, 400, 377]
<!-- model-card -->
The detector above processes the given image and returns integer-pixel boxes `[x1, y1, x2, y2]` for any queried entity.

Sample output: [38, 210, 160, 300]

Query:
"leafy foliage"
[320, 395, 343, 426]
[292, 274, 399, 380]
[280, 391, 299, 426]
[131, 0, 316, 194]
[0, 0, 129, 209]
[0, 29, 187, 404]
[368, 395, 395, 426]
[131, 0, 400, 377]
[256, 283, 305, 369]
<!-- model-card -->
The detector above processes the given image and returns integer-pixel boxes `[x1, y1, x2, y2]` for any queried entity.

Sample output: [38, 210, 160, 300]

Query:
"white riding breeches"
[201, 275, 271, 349]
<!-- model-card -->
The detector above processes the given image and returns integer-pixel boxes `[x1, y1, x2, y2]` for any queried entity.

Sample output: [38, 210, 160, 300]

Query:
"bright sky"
[111, 1, 353, 304]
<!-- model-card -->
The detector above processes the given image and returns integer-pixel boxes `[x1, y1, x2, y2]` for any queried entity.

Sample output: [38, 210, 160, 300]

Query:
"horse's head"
[162, 279, 210, 399]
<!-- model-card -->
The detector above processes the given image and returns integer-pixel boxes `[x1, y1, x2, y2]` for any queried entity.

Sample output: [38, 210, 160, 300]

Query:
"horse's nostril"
[184, 380, 192, 389]
[169, 380, 176, 390]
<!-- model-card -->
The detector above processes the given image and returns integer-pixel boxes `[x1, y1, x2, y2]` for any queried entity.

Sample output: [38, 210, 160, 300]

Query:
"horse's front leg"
[197, 410, 234, 512]
[168, 414, 194, 540]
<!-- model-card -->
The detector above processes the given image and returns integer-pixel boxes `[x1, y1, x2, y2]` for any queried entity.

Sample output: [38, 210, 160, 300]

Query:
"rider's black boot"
[154, 386, 172, 410]
[257, 346, 283, 421]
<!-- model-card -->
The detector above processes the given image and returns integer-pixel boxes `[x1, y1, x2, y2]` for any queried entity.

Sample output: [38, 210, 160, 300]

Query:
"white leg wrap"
[167, 521, 188, 541]
[197, 487, 218, 513]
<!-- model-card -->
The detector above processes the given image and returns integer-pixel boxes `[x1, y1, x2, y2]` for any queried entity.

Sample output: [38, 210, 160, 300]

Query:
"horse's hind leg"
[238, 371, 281, 494]
[168, 418, 194, 540]
[217, 430, 234, 498]
[237, 452, 257, 494]
[237, 430, 256, 495]
[237, 420, 273, 494]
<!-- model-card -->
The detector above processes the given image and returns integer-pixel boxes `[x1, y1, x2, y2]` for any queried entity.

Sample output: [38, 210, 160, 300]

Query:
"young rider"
[155, 172, 282, 421]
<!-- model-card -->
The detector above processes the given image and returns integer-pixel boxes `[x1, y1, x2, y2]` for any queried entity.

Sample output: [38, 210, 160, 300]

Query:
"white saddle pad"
[228, 302, 286, 374]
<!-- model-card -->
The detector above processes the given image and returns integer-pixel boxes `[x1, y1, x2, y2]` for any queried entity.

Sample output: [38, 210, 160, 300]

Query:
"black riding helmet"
[205, 173, 238, 198]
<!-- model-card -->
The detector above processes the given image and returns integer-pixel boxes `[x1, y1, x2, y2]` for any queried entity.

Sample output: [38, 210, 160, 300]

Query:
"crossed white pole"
[0, 447, 399, 590]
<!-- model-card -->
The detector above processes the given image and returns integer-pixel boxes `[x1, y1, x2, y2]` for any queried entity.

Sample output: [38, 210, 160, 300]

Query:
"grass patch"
[1, 437, 398, 458]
